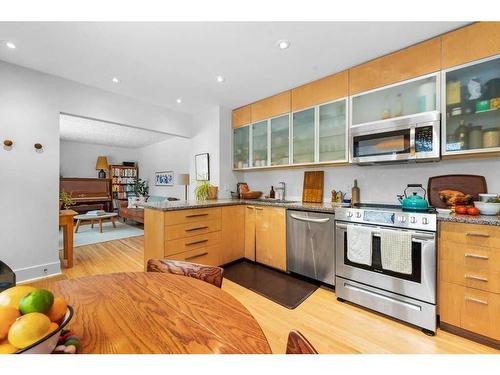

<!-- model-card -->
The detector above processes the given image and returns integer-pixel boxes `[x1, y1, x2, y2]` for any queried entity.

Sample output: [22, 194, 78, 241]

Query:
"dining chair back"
[147, 259, 224, 288]
[286, 330, 318, 354]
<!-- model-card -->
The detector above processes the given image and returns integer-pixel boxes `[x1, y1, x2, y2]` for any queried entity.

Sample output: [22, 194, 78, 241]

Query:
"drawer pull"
[185, 226, 208, 232]
[185, 251, 208, 260]
[255, 207, 263, 211]
[465, 274, 488, 282]
[247, 206, 254, 209]
[465, 296, 488, 305]
[185, 239, 209, 246]
[465, 232, 490, 238]
[464, 253, 489, 260]
[185, 213, 209, 218]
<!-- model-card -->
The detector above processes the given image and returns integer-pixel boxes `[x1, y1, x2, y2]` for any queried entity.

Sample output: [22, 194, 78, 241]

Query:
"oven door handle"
[335, 223, 435, 242]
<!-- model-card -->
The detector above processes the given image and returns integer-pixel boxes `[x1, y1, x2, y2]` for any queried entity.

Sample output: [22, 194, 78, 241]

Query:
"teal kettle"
[397, 184, 430, 211]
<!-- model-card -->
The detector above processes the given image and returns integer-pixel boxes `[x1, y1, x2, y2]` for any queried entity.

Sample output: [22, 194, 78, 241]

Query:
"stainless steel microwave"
[349, 111, 440, 164]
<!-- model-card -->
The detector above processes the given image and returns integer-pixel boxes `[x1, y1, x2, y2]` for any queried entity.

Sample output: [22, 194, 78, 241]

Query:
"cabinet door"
[252, 120, 269, 167]
[270, 114, 290, 166]
[255, 207, 286, 271]
[319, 99, 347, 162]
[244, 206, 256, 261]
[292, 107, 316, 164]
[443, 55, 500, 156]
[232, 105, 251, 128]
[233, 126, 250, 169]
[220, 206, 245, 265]
[251, 91, 291, 122]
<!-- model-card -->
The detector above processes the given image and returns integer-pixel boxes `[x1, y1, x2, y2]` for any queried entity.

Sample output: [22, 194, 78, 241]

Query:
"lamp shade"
[95, 156, 109, 170]
[177, 173, 190, 185]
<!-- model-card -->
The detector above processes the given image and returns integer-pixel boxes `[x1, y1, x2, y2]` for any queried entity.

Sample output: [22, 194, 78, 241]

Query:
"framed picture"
[195, 153, 210, 181]
[155, 171, 174, 186]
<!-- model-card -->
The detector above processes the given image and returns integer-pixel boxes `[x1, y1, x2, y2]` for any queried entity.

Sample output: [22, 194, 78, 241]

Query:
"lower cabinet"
[244, 206, 256, 261]
[220, 205, 245, 265]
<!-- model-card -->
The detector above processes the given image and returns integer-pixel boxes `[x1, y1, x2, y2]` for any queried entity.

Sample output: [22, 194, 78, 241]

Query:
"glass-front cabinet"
[233, 125, 250, 169]
[319, 99, 347, 162]
[252, 120, 268, 167]
[443, 55, 500, 155]
[351, 74, 438, 126]
[270, 114, 290, 166]
[292, 108, 315, 164]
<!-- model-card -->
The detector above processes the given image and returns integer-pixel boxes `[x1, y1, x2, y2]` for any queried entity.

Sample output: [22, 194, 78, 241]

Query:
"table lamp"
[95, 156, 109, 178]
[177, 173, 190, 201]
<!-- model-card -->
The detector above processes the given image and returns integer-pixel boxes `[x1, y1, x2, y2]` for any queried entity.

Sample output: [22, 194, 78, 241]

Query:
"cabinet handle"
[185, 251, 208, 260]
[247, 206, 254, 209]
[185, 239, 209, 246]
[465, 232, 490, 238]
[185, 213, 209, 218]
[255, 207, 263, 211]
[465, 274, 488, 282]
[185, 226, 208, 232]
[464, 253, 489, 260]
[465, 296, 488, 305]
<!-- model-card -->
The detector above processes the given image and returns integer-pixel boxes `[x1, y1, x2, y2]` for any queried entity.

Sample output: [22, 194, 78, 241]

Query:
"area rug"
[223, 260, 319, 309]
[59, 221, 144, 249]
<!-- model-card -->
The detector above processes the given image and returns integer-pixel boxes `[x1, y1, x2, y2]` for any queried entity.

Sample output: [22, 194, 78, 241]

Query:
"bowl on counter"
[479, 193, 498, 202]
[473, 201, 500, 216]
[240, 191, 263, 199]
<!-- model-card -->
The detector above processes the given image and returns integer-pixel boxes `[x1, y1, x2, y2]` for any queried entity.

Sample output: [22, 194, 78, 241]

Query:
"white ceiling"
[0, 22, 468, 114]
[59, 114, 171, 148]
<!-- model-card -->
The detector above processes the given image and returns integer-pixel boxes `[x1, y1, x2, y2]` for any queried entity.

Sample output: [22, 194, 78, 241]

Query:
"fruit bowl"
[16, 305, 73, 354]
[473, 201, 500, 216]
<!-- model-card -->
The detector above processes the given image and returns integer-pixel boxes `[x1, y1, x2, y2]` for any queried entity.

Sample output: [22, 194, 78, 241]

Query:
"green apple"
[18, 289, 54, 314]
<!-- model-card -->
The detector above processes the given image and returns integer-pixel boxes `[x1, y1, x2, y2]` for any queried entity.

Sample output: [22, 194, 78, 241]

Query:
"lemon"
[8, 312, 51, 349]
[19, 289, 54, 314]
[0, 306, 21, 340]
[0, 339, 18, 354]
[0, 286, 35, 310]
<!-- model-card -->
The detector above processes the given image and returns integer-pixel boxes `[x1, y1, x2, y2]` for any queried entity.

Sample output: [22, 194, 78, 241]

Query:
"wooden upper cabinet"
[291, 70, 348, 111]
[442, 22, 500, 69]
[232, 105, 251, 128]
[349, 37, 442, 95]
[250, 91, 291, 122]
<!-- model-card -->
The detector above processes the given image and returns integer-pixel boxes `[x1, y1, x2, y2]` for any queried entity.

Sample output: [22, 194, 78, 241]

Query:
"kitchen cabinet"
[270, 114, 290, 166]
[291, 71, 348, 111]
[232, 105, 252, 128]
[438, 221, 500, 344]
[220, 205, 245, 265]
[255, 206, 287, 271]
[233, 125, 250, 169]
[292, 107, 315, 164]
[442, 22, 500, 69]
[252, 120, 269, 167]
[351, 73, 438, 126]
[244, 206, 256, 261]
[251, 91, 291, 123]
[319, 99, 347, 162]
[442, 54, 500, 157]
[349, 37, 441, 95]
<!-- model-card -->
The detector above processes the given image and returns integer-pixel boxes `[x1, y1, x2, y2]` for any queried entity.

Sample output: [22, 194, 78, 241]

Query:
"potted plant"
[59, 190, 75, 210]
[134, 177, 149, 199]
[194, 181, 209, 201]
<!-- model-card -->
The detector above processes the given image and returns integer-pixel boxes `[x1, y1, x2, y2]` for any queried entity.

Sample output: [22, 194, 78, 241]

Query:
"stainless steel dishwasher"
[286, 210, 335, 285]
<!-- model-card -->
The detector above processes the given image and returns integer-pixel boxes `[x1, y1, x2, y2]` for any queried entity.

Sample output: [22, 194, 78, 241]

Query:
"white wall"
[240, 158, 500, 204]
[60, 141, 139, 178]
[0, 60, 192, 282]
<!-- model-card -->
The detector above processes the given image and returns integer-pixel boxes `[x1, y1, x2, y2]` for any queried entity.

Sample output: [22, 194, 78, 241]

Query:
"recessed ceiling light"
[216, 75, 225, 83]
[5, 41, 16, 49]
[176, 98, 182, 104]
[112, 77, 120, 84]
[277, 40, 290, 50]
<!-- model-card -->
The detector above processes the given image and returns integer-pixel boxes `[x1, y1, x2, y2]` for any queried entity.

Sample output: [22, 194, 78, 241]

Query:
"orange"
[0, 306, 21, 340]
[0, 339, 18, 354]
[7, 312, 51, 349]
[0, 285, 35, 310]
[48, 322, 59, 334]
[46, 297, 67, 323]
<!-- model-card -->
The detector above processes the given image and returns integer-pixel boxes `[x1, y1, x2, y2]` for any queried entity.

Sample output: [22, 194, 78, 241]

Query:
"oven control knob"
[347, 211, 353, 218]
[399, 216, 407, 223]
[355, 212, 362, 218]
[422, 217, 429, 225]
[410, 216, 417, 224]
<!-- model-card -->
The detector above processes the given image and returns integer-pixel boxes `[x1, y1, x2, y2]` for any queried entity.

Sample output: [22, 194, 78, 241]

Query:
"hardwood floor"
[29, 236, 498, 354]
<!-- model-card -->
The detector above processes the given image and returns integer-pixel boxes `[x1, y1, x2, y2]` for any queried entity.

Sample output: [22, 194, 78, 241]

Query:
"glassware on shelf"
[469, 126, 483, 149]
[483, 128, 500, 148]
[455, 120, 469, 150]
[446, 80, 461, 105]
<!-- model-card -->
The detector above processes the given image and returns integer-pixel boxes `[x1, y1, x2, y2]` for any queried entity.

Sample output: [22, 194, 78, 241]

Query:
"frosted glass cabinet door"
[233, 126, 249, 169]
[270, 114, 289, 166]
[319, 100, 346, 162]
[293, 108, 315, 164]
[252, 120, 268, 167]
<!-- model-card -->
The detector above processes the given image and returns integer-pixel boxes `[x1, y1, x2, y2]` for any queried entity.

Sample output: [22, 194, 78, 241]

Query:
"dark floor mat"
[223, 260, 319, 309]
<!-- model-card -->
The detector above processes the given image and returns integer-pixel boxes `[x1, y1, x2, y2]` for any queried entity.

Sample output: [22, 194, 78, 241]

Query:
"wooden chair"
[147, 259, 224, 288]
[286, 330, 318, 354]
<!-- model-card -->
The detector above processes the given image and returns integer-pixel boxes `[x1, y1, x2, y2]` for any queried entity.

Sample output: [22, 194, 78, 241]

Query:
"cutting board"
[302, 171, 324, 203]
[427, 174, 487, 208]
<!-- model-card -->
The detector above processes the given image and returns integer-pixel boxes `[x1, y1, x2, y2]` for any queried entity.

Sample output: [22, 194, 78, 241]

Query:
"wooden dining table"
[52, 272, 272, 354]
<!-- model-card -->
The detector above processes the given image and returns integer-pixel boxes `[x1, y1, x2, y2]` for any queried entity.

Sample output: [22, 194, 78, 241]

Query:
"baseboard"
[13, 262, 61, 284]
[440, 322, 500, 350]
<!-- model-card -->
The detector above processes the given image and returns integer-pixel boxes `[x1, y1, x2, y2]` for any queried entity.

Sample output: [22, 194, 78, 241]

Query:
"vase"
[207, 186, 218, 200]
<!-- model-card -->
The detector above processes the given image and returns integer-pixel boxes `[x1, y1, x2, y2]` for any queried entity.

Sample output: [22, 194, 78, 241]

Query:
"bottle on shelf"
[269, 186, 275, 199]
[455, 120, 469, 150]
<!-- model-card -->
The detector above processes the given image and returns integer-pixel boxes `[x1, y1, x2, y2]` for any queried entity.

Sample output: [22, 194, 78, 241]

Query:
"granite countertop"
[436, 212, 500, 226]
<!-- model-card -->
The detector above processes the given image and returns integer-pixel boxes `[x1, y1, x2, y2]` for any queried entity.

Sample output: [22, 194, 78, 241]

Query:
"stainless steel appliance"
[287, 210, 335, 285]
[335, 204, 437, 334]
[350, 111, 440, 164]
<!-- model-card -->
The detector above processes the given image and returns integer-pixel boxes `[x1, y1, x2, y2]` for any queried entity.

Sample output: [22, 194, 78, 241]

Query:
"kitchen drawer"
[167, 243, 220, 267]
[165, 231, 221, 257]
[164, 207, 222, 226]
[440, 259, 500, 294]
[165, 219, 221, 241]
[439, 222, 500, 249]
[439, 241, 500, 270]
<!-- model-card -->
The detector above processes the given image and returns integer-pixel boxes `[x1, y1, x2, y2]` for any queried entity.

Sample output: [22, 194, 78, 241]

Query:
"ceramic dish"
[16, 305, 74, 354]
[473, 201, 500, 216]
[478, 193, 498, 202]
[436, 208, 452, 215]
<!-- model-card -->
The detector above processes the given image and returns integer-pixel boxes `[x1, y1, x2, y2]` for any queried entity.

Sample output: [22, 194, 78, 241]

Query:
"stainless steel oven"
[350, 111, 440, 164]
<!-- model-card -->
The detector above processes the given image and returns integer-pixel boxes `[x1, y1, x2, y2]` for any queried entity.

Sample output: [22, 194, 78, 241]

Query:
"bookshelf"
[110, 165, 138, 208]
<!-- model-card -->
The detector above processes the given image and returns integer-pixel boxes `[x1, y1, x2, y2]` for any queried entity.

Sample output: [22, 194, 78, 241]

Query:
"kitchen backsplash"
[237, 157, 500, 204]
